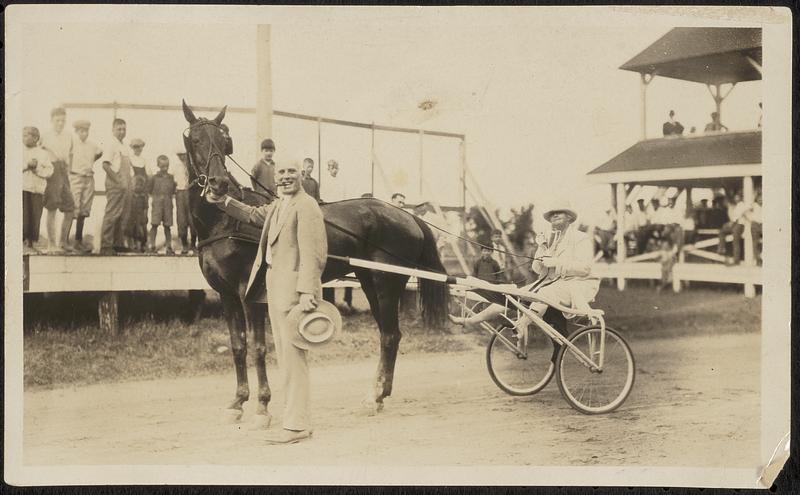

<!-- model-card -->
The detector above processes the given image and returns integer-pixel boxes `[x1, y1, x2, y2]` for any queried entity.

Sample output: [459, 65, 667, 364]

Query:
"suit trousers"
[267, 267, 311, 431]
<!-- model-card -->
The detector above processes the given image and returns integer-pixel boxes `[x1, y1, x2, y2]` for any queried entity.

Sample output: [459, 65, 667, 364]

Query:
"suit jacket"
[531, 225, 597, 283]
[244, 190, 327, 308]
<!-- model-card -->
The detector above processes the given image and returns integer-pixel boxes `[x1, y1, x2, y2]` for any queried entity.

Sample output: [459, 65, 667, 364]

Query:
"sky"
[13, 6, 762, 226]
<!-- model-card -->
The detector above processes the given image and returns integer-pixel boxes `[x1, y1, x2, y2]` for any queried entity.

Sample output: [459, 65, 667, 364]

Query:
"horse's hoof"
[223, 407, 244, 424]
[359, 397, 384, 416]
[249, 412, 273, 430]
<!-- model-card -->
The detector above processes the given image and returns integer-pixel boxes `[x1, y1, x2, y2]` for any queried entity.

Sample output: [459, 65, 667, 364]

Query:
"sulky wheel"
[486, 325, 557, 396]
[555, 325, 635, 414]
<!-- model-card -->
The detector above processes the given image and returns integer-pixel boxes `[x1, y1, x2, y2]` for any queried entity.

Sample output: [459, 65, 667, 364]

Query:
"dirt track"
[24, 333, 759, 467]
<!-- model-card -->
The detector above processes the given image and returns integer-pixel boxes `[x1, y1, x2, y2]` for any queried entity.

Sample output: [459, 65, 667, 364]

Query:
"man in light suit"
[526, 200, 600, 315]
[212, 159, 327, 444]
[449, 200, 599, 328]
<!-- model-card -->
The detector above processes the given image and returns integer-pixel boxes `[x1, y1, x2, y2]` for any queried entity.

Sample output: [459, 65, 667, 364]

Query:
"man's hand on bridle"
[205, 191, 226, 204]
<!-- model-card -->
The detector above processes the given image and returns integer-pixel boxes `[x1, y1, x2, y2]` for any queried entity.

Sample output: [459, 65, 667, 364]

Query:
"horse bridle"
[182, 119, 228, 198]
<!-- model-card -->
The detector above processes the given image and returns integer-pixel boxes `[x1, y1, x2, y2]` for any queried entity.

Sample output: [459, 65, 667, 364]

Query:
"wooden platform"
[25, 255, 761, 294]
[23, 254, 368, 293]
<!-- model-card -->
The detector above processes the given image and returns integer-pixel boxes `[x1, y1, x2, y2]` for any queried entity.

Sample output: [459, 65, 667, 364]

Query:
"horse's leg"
[373, 273, 407, 405]
[358, 270, 406, 412]
[221, 292, 249, 421]
[243, 299, 272, 428]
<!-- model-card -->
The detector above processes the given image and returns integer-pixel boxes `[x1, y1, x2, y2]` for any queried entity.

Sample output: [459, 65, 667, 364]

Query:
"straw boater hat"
[72, 120, 91, 130]
[543, 200, 578, 223]
[286, 300, 343, 350]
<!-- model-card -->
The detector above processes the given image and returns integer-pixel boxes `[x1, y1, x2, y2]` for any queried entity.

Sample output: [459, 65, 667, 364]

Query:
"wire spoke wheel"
[556, 326, 635, 414]
[486, 326, 556, 396]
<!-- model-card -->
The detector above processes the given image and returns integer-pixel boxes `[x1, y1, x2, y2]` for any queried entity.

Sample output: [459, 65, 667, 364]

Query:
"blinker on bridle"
[182, 119, 228, 198]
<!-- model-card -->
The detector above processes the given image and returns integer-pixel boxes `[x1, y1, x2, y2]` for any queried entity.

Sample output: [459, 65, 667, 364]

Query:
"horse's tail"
[411, 215, 449, 329]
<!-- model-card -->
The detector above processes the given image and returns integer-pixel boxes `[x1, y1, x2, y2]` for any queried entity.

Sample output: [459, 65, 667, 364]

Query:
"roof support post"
[615, 182, 627, 290]
[639, 72, 655, 140]
[742, 176, 756, 297]
[745, 55, 762, 76]
[256, 25, 273, 143]
[418, 129, 425, 199]
[370, 123, 375, 197]
[317, 116, 322, 187]
[706, 83, 737, 128]
[459, 137, 467, 235]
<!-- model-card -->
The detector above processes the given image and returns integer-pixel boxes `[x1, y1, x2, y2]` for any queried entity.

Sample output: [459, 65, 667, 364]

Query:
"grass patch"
[22, 291, 473, 391]
[22, 285, 760, 390]
[594, 281, 761, 339]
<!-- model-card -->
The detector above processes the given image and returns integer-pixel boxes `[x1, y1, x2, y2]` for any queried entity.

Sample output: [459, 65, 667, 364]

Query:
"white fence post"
[615, 182, 626, 290]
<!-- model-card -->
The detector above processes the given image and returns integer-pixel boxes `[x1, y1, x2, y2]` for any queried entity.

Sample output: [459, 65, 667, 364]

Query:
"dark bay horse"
[181, 101, 449, 423]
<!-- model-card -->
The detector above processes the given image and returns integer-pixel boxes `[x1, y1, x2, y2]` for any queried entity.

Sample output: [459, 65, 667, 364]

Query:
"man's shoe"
[99, 248, 115, 256]
[264, 429, 313, 445]
[165, 248, 176, 256]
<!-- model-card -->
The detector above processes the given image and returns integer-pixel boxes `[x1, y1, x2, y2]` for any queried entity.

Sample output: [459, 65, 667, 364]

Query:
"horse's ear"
[213, 105, 227, 125]
[182, 99, 197, 124]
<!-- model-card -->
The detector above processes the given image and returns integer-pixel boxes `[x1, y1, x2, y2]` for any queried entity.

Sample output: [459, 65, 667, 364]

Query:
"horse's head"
[182, 100, 230, 198]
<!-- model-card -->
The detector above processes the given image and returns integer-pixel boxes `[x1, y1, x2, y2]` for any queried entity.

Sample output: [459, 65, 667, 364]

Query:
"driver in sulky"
[450, 200, 599, 333]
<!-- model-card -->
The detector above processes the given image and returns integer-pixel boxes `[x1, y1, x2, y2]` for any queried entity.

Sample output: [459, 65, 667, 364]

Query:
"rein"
[184, 118, 530, 278]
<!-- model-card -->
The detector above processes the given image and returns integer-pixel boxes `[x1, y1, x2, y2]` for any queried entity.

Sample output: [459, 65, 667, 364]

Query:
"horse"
[181, 100, 449, 424]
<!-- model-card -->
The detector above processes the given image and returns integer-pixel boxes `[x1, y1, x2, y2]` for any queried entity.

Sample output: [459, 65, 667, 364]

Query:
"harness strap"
[196, 233, 260, 250]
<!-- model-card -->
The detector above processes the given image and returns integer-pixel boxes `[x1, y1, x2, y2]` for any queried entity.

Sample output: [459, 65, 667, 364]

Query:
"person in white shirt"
[40, 107, 76, 253]
[321, 159, 348, 203]
[22, 127, 54, 254]
[490, 229, 508, 272]
[98, 118, 133, 255]
[717, 193, 747, 264]
[68, 120, 103, 252]
[594, 207, 616, 260]
[632, 199, 649, 253]
[661, 197, 684, 250]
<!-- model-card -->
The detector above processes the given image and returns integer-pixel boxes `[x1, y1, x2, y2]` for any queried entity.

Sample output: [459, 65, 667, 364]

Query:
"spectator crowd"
[660, 103, 761, 138]
[592, 190, 763, 267]
[23, 107, 414, 258]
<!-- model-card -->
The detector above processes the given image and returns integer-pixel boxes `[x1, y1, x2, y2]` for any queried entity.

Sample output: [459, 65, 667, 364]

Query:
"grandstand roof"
[587, 131, 761, 186]
[620, 27, 762, 85]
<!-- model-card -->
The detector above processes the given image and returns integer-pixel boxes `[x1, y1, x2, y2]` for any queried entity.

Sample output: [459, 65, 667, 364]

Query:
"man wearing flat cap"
[69, 119, 102, 252]
[251, 138, 276, 197]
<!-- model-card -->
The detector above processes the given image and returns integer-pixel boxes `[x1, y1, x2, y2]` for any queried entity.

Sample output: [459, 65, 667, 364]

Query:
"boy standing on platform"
[68, 120, 102, 253]
[174, 150, 196, 254]
[301, 158, 320, 201]
[251, 138, 276, 197]
[128, 139, 149, 251]
[23, 127, 54, 254]
[147, 155, 177, 255]
[41, 107, 76, 253]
